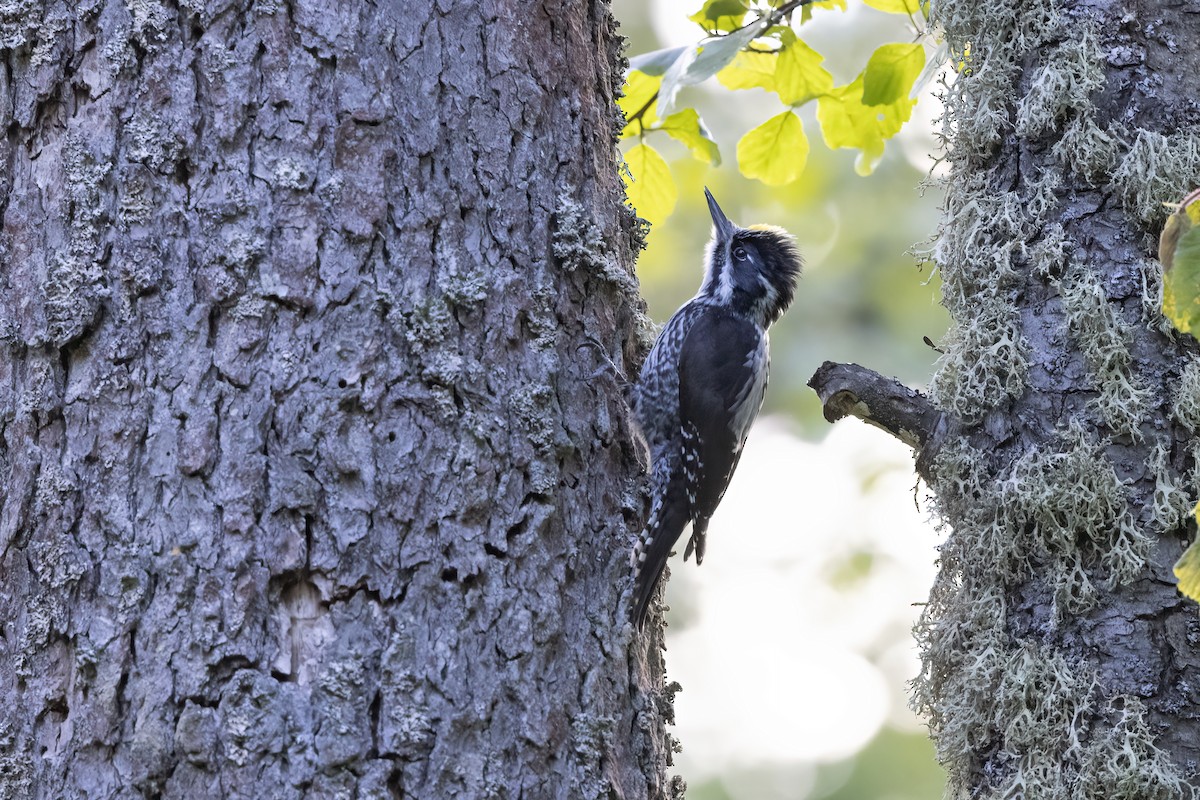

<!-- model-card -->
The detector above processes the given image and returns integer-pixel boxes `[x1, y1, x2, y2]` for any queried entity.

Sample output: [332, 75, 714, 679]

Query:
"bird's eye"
[733, 246, 748, 262]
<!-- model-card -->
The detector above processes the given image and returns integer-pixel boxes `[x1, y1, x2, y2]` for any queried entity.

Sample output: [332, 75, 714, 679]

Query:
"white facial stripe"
[717, 248, 734, 304]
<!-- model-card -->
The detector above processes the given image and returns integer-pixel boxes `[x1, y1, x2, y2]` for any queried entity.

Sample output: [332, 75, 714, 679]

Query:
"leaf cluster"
[619, 0, 933, 225]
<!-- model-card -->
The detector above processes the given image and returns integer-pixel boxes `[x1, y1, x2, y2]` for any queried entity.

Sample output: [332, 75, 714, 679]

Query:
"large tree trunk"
[815, 0, 1200, 795]
[0, 2, 674, 797]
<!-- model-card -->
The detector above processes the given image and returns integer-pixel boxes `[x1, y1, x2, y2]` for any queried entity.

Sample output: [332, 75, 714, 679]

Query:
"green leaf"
[864, 0, 924, 14]
[1163, 226, 1200, 334]
[774, 35, 834, 105]
[688, 0, 747, 33]
[622, 143, 677, 226]
[717, 48, 778, 92]
[658, 22, 765, 117]
[817, 73, 914, 175]
[862, 43, 925, 106]
[716, 32, 832, 107]
[1161, 190, 1200, 333]
[618, 70, 662, 137]
[655, 108, 722, 166]
[800, 0, 846, 23]
[737, 110, 808, 186]
[1174, 510, 1200, 604]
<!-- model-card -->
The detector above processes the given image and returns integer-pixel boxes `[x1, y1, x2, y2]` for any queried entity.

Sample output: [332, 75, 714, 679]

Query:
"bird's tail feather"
[631, 489, 691, 628]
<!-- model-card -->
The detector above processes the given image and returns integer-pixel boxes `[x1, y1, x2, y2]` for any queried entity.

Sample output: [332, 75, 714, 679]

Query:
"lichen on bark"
[914, 0, 1200, 796]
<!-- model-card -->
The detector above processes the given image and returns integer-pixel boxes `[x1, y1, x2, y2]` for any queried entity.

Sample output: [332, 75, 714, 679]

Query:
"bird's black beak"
[704, 187, 736, 241]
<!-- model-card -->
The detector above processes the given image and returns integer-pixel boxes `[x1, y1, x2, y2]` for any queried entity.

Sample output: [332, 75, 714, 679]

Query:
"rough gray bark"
[0, 2, 676, 797]
[815, 1, 1200, 797]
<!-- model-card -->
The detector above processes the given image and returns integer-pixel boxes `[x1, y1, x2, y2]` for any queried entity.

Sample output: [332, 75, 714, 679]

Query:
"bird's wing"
[678, 310, 767, 526]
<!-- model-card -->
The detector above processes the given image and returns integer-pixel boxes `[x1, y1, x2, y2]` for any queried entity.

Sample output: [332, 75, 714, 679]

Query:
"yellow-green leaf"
[623, 143, 677, 226]
[862, 43, 925, 106]
[655, 108, 721, 166]
[717, 48, 778, 92]
[1160, 209, 1191, 275]
[800, 0, 846, 23]
[1161, 188, 1200, 333]
[1163, 227, 1200, 334]
[774, 36, 834, 105]
[817, 73, 914, 175]
[688, 0, 746, 33]
[718, 33, 832, 107]
[1174, 510, 1200, 604]
[736, 110, 808, 186]
[864, 0, 924, 14]
[618, 70, 662, 137]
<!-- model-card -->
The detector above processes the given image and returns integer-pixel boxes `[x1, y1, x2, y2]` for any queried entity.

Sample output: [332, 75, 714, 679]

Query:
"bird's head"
[700, 188, 802, 327]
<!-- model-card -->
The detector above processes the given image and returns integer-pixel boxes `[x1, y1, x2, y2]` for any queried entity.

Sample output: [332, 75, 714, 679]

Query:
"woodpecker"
[628, 188, 801, 628]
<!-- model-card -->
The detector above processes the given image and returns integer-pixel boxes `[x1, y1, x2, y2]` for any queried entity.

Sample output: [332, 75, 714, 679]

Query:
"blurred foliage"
[618, 0, 937, 224]
[820, 726, 949, 800]
[686, 727, 945, 800]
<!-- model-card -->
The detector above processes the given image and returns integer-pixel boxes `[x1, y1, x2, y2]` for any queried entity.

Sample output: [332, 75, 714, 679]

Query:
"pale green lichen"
[403, 296, 453, 352]
[440, 270, 489, 309]
[216, 233, 267, 279]
[918, 1, 1193, 790]
[44, 253, 105, 346]
[124, 113, 184, 173]
[508, 384, 564, 457]
[228, 294, 270, 322]
[1018, 20, 1127, 185]
[1111, 129, 1200, 228]
[52, 135, 112, 344]
[933, 183, 1032, 313]
[271, 157, 313, 191]
[993, 647, 1096, 789]
[916, 427, 1171, 796]
[1077, 698, 1194, 800]
[929, 306, 1027, 424]
[1030, 222, 1069, 279]
[1146, 442, 1193, 536]
[912, 578, 1010, 774]
[102, 26, 136, 75]
[570, 713, 618, 800]
[553, 193, 640, 299]
[0, 0, 39, 50]
[119, 175, 156, 226]
[1052, 116, 1124, 184]
[63, 133, 110, 244]
[526, 286, 561, 351]
[1059, 268, 1150, 438]
[1015, 29, 1104, 139]
[29, 7, 67, 66]
[1138, 257, 1173, 336]
[124, 0, 171, 44]
[1008, 422, 1149, 601]
[1171, 357, 1200, 431]
[934, 0, 1060, 165]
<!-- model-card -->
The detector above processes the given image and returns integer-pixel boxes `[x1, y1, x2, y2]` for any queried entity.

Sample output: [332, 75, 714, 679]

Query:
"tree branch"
[807, 361, 946, 479]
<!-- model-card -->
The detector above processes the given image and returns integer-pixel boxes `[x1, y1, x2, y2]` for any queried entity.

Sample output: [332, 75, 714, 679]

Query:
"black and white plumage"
[628, 188, 802, 628]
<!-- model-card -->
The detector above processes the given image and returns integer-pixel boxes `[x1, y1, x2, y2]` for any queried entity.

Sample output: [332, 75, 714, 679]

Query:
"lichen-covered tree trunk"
[810, 0, 1200, 795]
[915, 1, 1200, 796]
[0, 2, 674, 797]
